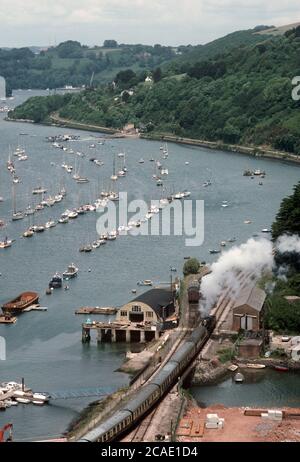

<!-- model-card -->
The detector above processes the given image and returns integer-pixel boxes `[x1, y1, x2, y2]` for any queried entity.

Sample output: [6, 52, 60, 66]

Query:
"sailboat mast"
[12, 181, 16, 214]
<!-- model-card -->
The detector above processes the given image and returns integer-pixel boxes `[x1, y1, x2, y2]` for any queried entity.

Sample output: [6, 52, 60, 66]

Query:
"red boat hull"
[2, 291, 39, 315]
[274, 366, 289, 372]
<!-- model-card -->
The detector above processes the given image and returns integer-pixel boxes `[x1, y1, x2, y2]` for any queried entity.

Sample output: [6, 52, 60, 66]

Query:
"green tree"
[103, 40, 118, 48]
[265, 295, 300, 333]
[272, 182, 300, 240]
[183, 258, 200, 275]
[56, 41, 83, 58]
[152, 67, 162, 83]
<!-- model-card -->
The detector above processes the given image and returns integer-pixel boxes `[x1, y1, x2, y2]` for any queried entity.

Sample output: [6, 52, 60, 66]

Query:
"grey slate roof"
[129, 288, 174, 319]
[233, 286, 266, 312]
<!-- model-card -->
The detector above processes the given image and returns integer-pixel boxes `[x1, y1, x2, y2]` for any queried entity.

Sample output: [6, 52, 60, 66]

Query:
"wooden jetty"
[23, 304, 48, 312]
[75, 306, 117, 315]
[82, 320, 160, 343]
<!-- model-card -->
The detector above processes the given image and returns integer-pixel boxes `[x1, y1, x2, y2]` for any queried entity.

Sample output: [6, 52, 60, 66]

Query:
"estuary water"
[0, 90, 299, 440]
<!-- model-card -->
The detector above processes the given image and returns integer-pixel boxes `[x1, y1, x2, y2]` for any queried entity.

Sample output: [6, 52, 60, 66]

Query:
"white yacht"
[32, 187, 47, 195]
[45, 220, 56, 229]
[63, 263, 78, 278]
[68, 210, 78, 219]
[76, 177, 89, 183]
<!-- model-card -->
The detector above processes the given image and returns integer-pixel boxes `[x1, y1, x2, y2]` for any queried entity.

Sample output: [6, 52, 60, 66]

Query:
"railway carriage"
[171, 341, 196, 369]
[78, 316, 216, 442]
[150, 361, 178, 393]
[122, 383, 160, 420]
[79, 409, 132, 442]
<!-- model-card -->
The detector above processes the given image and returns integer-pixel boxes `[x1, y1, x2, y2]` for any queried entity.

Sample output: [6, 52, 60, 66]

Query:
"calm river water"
[0, 90, 299, 440]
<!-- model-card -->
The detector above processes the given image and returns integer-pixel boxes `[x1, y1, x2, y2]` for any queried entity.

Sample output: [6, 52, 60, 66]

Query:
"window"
[132, 305, 141, 312]
[120, 311, 127, 316]
[146, 311, 153, 318]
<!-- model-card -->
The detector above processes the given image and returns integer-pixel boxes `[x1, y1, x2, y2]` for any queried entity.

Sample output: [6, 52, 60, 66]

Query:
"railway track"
[125, 406, 160, 442]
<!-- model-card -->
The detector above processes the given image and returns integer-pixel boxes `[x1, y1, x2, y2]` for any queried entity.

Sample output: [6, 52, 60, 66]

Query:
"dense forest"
[11, 26, 300, 154]
[1, 27, 269, 92]
[0, 40, 180, 91]
[266, 182, 300, 334]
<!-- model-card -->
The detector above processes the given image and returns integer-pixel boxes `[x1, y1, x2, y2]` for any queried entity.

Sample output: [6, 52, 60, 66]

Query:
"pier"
[75, 306, 117, 315]
[82, 321, 160, 344]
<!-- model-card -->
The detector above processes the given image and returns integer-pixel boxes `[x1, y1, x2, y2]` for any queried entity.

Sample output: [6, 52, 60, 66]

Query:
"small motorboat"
[107, 231, 117, 241]
[49, 273, 63, 289]
[209, 249, 221, 254]
[4, 399, 18, 407]
[12, 211, 24, 221]
[23, 229, 34, 238]
[274, 365, 289, 372]
[137, 280, 153, 286]
[68, 211, 78, 219]
[76, 177, 89, 184]
[182, 190, 191, 197]
[63, 263, 78, 279]
[234, 372, 244, 383]
[45, 220, 56, 229]
[0, 238, 13, 249]
[32, 187, 47, 195]
[139, 158, 145, 164]
[15, 397, 31, 404]
[33, 225, 45, 233]
[33, 393, 49, 402]
[246, 364, 266, 369]
[25, 207, 35, 216]
[83, 245, 93, 252]
[244, 220, 252, 224]
[59, 216, 69, 224]
[261, 228, 271, 233]
[54, 194, 63, 203]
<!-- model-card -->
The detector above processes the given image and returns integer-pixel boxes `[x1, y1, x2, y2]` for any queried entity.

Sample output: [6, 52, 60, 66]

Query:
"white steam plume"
[200, 238, 274, 313]
[276, 234, 300, 254]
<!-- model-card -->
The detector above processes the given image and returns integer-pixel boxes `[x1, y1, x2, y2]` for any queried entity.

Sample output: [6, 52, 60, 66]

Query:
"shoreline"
[192, 357, 300, 386]
[6, 115, 300, 165]
[140, 133, 300, 165]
